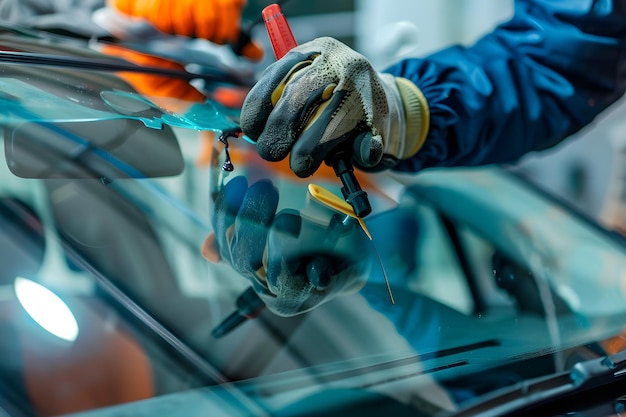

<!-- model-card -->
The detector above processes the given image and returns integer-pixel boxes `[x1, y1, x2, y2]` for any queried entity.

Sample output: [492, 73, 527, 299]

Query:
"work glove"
[98, 0, 263, 60]
[240, 37, 430, 178]
[206, 175, 371, 316]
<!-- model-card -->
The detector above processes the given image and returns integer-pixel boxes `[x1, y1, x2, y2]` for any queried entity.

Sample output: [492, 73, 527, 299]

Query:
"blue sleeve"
[384, 0, 626, 172]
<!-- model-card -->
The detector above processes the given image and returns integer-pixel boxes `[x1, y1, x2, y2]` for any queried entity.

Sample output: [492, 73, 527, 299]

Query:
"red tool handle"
[262, 4, 298, 59]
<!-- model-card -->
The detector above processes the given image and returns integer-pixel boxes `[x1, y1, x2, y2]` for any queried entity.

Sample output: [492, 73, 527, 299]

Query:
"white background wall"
[355, 0, 513, 68]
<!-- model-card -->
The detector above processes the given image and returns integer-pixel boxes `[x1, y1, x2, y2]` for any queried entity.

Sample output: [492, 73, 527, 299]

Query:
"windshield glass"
[2, 27, 626, 417]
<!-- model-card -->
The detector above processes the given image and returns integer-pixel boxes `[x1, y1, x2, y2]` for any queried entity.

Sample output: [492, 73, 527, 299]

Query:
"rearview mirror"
[4, 117, 184, 179]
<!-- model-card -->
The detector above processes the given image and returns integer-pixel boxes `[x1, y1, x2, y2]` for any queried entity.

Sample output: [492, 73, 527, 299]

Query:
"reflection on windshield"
[4, 120, 626, 417]
[14, 277, 79, 342]
[2, 27, 626, 417]
[5, 118, 184, 179]
[0, 69, 187, 180]
[0, 32, 245, 181]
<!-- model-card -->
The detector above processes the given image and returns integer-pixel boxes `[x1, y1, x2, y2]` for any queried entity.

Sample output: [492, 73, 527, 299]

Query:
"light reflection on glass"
[14, 276, 79, 342]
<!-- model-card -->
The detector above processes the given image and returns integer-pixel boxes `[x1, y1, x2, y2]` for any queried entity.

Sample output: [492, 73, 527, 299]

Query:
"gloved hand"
[207, 175, 371, 316]
[240, 37, 430, 178]
[99, 0, 263, 60]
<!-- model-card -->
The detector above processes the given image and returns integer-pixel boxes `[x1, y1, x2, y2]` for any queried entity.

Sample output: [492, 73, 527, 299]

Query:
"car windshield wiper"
[0, 50, 242, 84]
[446, 348, 626, 417]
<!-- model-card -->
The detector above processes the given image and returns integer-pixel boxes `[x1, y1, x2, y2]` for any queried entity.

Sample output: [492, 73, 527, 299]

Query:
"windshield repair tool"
[262, 3, 372, 219]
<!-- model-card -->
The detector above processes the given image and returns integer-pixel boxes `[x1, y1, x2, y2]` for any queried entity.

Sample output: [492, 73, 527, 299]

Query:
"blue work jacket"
[385, 0, 626, 172]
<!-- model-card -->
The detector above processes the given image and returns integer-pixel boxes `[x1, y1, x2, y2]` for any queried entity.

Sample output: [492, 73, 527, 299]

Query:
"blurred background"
[244, 0, 626, 234]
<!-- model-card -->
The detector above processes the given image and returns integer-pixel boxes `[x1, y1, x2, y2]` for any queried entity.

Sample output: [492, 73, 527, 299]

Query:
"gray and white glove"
[240, 37, 429, 177]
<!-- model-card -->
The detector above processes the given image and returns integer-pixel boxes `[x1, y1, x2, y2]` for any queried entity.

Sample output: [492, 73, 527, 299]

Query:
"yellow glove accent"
[395, 77, 430, 160]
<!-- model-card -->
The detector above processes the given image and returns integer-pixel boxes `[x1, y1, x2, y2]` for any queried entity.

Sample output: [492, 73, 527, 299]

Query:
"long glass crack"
[371, 241, 395, 305]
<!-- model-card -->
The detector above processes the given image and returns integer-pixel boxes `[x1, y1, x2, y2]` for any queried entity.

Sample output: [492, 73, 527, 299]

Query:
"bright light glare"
[14, 277, 79, 342]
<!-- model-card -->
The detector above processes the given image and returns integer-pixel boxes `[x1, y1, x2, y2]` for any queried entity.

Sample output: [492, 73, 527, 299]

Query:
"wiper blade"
[446, 349, 626, 417]
[0, 50, 240, 84]
[570, 348, 626, 389]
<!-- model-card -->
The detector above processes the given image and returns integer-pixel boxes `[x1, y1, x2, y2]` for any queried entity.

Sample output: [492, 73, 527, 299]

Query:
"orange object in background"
[100, 44, 206, 107]
[98, 44, 256, 168]
[600, 330, 626, 355]
[211, 85, 249, 109]
[109, 0, 263, 60]
[1, 295, 155, 417]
